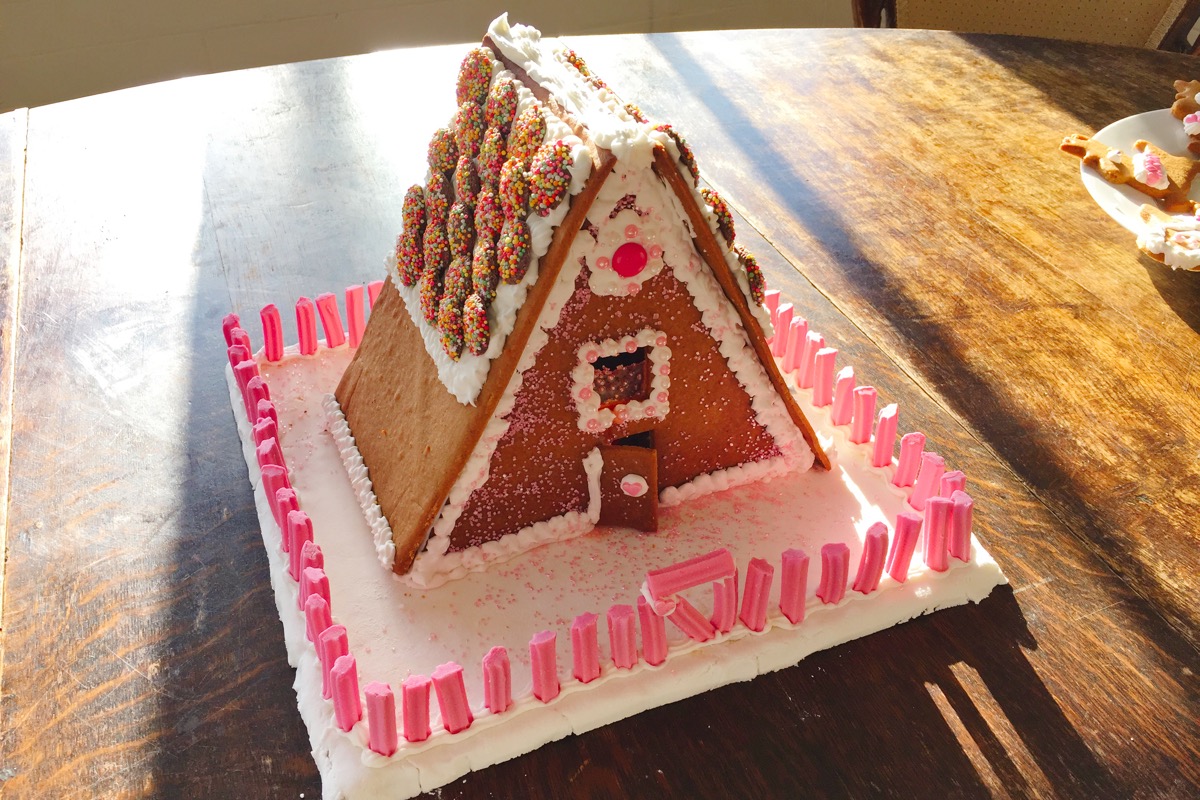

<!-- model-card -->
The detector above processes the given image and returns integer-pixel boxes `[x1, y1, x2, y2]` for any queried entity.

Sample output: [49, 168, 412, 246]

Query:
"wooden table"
[1, 29, 1197, 799]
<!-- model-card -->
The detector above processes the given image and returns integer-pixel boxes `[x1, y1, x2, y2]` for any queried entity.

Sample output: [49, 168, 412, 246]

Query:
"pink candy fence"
[220, 281, 978, 759]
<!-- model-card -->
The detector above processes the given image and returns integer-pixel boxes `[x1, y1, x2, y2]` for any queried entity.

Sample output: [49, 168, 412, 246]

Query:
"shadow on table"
[1142, 253, 1200, 333]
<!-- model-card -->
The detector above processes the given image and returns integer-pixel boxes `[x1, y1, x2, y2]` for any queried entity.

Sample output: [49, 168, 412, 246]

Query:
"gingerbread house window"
[573, 330, 672, 433]
[593, 349, 650, 407]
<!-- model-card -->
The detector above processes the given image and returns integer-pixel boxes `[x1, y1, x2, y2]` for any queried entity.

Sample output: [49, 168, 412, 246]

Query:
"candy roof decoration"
[334, 15, 830, 585]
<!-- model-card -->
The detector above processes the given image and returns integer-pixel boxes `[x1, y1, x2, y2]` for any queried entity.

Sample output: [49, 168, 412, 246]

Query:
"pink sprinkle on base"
[637, 596, 667, 666]
[402, 675, 432, 743]
[332, 654, 362, 732]
[949, 491, 974, 563]
[364, 682, 398, 756]
[319, 624, 348, 700]
[482, 646, 512, 715]
[346, 285, 366, 349]
[710, 575, 738, 634]
[924, 496, 952, 572]
[530, 630, 560, 702]
[607, 604, 638, 669]
[850, 386, 877, 444]
[831, 366, 855, 426]
[432, 662, 473, 734]
[771, 303, 794, 357]
[872, 404, 899, 468]
[367, 279, 384, 308]
[797, 331, 825, 389]
[893, 432, 926, 487]
[780, 549, 809, 624]
[296, 297, 318, 356]
[886, 511, 923, 583]
[571, 613, 601, 683]
[260, 304, 284, 362]
[315, 292, 347, 349]
[739, 558, 774, 632]
[667, 596, 716, 642]
[782, 317, 809, 373]
[852, 522, 889, 594]
[816, 543, 850, 605]
[909, 452, 946, 511]
[813, 348, 837, 407]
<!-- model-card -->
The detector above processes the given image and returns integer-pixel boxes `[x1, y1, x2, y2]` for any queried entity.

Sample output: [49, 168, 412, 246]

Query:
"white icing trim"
[572, 329, 671, 433]
[323, 393, 395, 569]
[1137, 213, 1200, 270]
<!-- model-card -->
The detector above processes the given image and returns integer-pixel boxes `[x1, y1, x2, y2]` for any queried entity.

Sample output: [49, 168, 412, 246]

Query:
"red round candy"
[612, 242, 648, 277]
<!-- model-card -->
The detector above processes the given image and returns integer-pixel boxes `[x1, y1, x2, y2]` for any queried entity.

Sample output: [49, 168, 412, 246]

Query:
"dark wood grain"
[0, 29, 1197, 800]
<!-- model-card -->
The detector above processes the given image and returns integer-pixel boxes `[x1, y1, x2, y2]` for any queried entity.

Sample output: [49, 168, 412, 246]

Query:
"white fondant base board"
[227, 346, 1006, 800]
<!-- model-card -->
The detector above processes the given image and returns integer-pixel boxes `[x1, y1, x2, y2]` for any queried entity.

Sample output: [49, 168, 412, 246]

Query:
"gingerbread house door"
[598, 431, 658, 531]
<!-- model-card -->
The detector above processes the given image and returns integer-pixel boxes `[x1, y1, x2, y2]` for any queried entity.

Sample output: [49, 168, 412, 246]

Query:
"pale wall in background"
[0, 1, 853, 112]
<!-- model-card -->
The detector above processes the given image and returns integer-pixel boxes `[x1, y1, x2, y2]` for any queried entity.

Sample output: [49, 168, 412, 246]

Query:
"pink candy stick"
[227, 343, 250, 370]
[646, 548, 735, 600]
[402, 675, 432, 742]
[260, 464, 289, 519]
[816, 543, 849, 605]
[812, 348, 838, 407]
[872, 404, 899, 468]
[245, 376, 270, 426]
[667, 595, 715, 642]
[924, 496, 952, 572]
[346, 285, 366, 349]
[765, 289, 781, 320]
[482, 646, 512, 714]
[296, 297, 318, 356]
[710, 575, 738, 634]
[886, 511, 923, 583]
[530, 630, 560, 702]
[739, 558, 774, 633]
[364, 682, 398, 756]
[831, 366, 855, 425]
[260, 304, 284, 363]
[315, 292, 347, 349]
[332, 654, 362, 732]
[287, 510, 314, 581]
[797, 331, 825, 390]
[298, 541, 324, 608]
[637, 596, 667, 666]
[571, 613, 601, 683]
[222, 313, 242, 346]
[256, 398, 279, 428]
[893, 432, 926, 487]
[607, 604, 637, 669]
[781, 317, 809, 373]
[319, 624, 348, 700]
[850, 386, 877, 444]
[233, 360, 259, 417]
[432, 662, 473, 733]
[252, 417, 278, 447]
[304, 593, 332, 645]
[228, 326, 252, 354]
[940, 470, 966, 498]
[302, 566, 331, 618]
[771, 303, 794, 357]
[274, 488, 298, 539]
[367, 279, 384, 308]
[950, 491, 974, 562]
[779, 549, 809, 624]
[909, 452, 946, 511]
[852, 522, 889, 594]
[256, 437, 283, 471]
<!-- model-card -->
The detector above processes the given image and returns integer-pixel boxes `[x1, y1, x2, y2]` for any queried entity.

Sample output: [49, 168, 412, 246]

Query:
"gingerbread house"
[333, 15, 830, 587]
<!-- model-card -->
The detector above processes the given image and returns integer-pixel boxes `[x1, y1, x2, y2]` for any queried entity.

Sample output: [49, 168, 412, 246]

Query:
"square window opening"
[594, 347, 651, 408]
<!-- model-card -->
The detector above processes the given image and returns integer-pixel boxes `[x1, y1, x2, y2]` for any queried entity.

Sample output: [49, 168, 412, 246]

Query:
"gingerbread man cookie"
[1171, 80, 1200, 155]
[1136, 204, 1200, 271]
[1060, 134, 1199, 213]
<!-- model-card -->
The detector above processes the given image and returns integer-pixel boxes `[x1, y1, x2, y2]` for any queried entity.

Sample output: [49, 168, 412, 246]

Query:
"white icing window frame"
[572, 329, 671, 433]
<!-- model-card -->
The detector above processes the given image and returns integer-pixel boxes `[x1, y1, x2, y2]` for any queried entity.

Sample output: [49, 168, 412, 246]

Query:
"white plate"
[1080, 108, 1198, 234]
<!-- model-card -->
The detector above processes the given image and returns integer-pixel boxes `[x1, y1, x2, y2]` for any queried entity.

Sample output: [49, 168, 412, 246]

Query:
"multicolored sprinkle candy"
[426, 172, 451, 224]
[427, 127, 458, 173]
[423, 220, 451, 279]
[485, 78, 519, 136]
[447, 201, 476, 260]
[437, 294, 465, 360]
[508, 105, 547, 163]
[456, 48, 493, 107]
[402, 184, 427, 236]
[441, 256, 470, 305]
[463, 292, 490, 356]
[498, 158, 529, 219]
[478, 126, 507, 189]
[734, 245, 766, 306]
[474, 189, 502, 239]
[471, 237, 499, 302]
[497, 217, 533, 284]
[454, 101, 486, 160]
[625, 103, 648, 123]
[655, 124, 699, 186]
[395, 229, 424, 287]
[453, 155, 480, 207]
[562, 48, 606, 89]
[700, 187, 735, 245]
[419, 262, 443, 325]
[528, 140, 573, 217]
